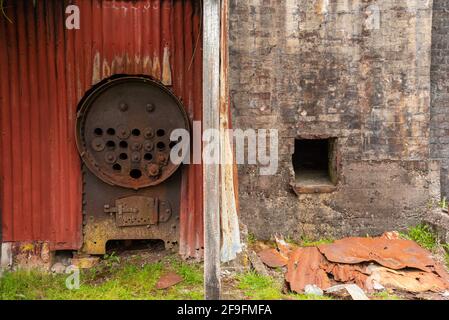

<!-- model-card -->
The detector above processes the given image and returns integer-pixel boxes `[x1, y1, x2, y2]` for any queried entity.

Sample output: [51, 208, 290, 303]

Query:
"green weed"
[400, 224, 437, 251]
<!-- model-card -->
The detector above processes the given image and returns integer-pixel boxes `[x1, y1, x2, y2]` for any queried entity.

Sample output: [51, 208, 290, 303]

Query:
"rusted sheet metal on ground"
[285, 247, 331, 293]
[275, 236, 296, 257]
[257, 248, 288, 268]
[324, 263, 368, 289]
[0, 0, 203, 257]
[318, 237, 436, 272]
[365, 265, 449, 293]
[156, 271, 183, 289]
[265, 235, 449, 294]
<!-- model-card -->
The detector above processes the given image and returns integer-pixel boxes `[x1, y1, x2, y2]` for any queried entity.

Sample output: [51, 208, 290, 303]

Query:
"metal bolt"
[132, 142, 142, 151]
[147, 164, 160, 177]
[144, 141, 154, 152]
[119, 103, 128, 112]
[131, 152, 141, 162]
[146, 103, 155, 112]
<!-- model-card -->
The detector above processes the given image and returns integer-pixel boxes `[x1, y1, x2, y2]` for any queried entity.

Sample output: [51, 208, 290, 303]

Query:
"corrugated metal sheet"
[0, 0, 203, 257]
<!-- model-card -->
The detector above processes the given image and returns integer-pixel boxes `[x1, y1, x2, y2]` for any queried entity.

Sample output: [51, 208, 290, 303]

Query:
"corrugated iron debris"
[257, 248, 288, 268]
[156, 271, 183, 290]
[0, 0, 204, 258]
[257, 234, 449, 297]
[318, 237, 437, 272]
[285, 247, 331, 293]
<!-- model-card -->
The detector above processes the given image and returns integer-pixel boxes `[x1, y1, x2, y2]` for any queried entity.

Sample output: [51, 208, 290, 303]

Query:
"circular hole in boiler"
[156, 129, 165, 137]
[106, 141, 116, 149]
[119, 141, 128, 148]
[107, 128, 116, 135]
[119, 153, 128, 160]
[112, 164, 122, 171]
[132, 129, 141, 137]
[156, 142, 166, 150]
[144, 153, 153, 161]
[94, 128, 103, 136]
[129, 169, 142, 179]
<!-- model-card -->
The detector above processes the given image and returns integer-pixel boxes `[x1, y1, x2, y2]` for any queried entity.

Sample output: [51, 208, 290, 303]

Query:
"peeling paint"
[162, 46, 172, 85]
[92, 51, 101, 85]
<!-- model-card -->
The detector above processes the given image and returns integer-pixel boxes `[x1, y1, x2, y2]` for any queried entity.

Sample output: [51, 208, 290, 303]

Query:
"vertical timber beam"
[203, 0, 221, 300]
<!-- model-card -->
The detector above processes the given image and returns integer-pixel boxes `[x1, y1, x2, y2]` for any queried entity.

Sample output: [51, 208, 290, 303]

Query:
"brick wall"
[230, 0, 439, 240]
[431, 0, 449, 200]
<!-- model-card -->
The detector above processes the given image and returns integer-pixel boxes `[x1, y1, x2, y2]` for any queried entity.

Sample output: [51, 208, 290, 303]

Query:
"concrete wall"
[229, 0, 440, 240]
[431, 0, 449, 200]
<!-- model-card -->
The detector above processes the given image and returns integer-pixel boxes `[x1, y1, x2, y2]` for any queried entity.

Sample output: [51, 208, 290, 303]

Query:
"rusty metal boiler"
[75, 76, 189, 254]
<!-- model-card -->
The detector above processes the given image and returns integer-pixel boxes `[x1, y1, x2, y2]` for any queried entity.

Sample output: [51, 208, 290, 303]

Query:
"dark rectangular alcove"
[291, 138, 338, 194]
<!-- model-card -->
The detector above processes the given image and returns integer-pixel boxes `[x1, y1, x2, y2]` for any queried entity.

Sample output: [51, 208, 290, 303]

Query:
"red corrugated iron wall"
[0, 0, 203, 258]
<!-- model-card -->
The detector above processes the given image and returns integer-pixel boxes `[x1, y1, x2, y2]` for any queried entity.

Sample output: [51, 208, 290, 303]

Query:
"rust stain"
[11, 242, 52, 270]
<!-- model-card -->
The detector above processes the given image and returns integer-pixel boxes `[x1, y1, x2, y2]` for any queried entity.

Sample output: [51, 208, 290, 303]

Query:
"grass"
[237, 271, 283, 300]
[400, 224, 438, 251]
[282, 235, 334, 247]
[440, 197, 448, 210]
[300, 237, 334, 247]
[247, 233, 257, 245]
[236, 271, 331, 300]
[371, 291, 402, 300]
[1, 261, 332, 301]
[0, 255, 203, 300]
[400, 223, 449, 270]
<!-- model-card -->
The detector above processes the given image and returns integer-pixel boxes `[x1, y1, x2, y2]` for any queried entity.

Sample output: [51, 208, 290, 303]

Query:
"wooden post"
[203, 0, 221, 300]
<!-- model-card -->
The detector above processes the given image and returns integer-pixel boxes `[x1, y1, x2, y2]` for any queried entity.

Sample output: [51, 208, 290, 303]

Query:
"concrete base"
[425, 209, 449, 243]
[71, 254, 100, 269]
[0, 242, 12, 270]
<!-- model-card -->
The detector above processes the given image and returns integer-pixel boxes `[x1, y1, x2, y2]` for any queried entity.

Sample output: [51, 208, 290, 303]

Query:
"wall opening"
[105, 239, 165, 254]
[292, 138, 338, 194]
